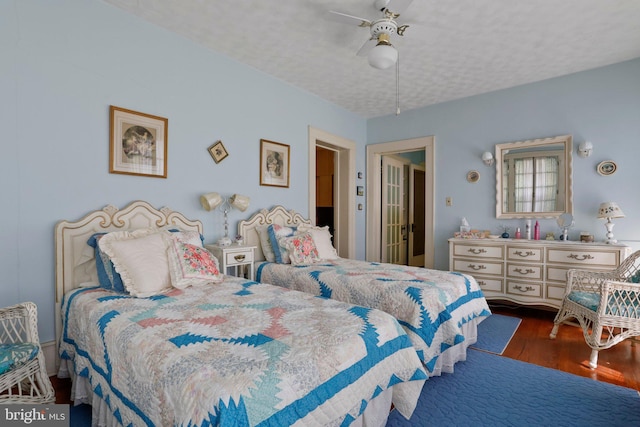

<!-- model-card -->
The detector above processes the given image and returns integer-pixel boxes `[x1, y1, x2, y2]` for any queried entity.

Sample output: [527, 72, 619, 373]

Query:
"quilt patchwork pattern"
[257, 259, 491, 372]
[59, 278, 426, 426]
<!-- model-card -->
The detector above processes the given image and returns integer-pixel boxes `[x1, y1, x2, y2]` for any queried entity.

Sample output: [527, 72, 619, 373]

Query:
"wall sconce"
[481, 151, 494, 166]
[577, 141, 593, 158]
[200, 192, 250, 246]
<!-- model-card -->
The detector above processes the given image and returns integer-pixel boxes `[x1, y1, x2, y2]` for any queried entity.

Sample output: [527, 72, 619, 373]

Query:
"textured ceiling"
[103, 0, 640, 118]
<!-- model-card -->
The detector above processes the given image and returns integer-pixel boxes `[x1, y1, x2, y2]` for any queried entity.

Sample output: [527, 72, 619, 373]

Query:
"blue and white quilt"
[257, 259, 491, 373]
[59, 277, 427, 426]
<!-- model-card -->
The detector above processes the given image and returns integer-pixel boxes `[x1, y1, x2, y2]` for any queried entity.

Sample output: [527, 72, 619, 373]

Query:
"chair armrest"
[600, 280, 640, 318]
[0, 302, 39, 345]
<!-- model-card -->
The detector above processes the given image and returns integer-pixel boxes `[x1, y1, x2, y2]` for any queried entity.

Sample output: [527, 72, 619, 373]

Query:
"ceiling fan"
[329, 0, 413, 70]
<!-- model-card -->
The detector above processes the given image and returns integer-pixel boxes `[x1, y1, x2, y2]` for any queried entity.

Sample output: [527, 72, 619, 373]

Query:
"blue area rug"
[387, 349, 640, 426]
[70, 403, 91, 426]
[470, 313, 521, 354]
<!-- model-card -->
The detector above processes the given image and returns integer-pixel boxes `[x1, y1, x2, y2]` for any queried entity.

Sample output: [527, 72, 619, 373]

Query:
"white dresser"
[448, 238, 631, 308]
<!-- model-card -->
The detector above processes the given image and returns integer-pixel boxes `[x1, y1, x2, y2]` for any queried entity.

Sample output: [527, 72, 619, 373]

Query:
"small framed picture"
[596, 160, 617, 176]
[208, 140, 228, 163]
[260, 139, 290, 188]
[110, 106, 168, 178]
[357, 186, 364, 196]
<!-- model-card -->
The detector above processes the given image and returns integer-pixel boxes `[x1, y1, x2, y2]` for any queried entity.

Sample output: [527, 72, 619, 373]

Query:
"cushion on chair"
[568, 291, 600, 312]
[0, 343, 39, 375]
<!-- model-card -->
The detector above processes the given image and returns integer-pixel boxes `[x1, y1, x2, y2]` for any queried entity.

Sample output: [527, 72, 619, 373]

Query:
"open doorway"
[381, 152, 426, 267]
[308, 127, 356, 259]
[366, 136, 435, 268]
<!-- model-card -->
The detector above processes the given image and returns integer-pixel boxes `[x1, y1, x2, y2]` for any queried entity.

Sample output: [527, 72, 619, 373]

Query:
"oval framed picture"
[596, 160, 617, 176]
[466, 170, 480, 183]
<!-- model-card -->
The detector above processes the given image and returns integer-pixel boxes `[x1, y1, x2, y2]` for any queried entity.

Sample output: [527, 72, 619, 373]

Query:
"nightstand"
[205, 244, 257, 280]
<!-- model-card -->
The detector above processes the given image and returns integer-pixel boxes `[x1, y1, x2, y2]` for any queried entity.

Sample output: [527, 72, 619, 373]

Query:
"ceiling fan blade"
[356, 38, 377, 57]
[328, 10, 371, 27]
[385, 0, 413, 16]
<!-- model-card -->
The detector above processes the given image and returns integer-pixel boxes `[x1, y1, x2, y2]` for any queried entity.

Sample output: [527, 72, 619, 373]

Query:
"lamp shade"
[200, 192, 223, 211]
[229, 194, 250, 212]
[597, 202, 624, 219]
[368, 43, 398, 69]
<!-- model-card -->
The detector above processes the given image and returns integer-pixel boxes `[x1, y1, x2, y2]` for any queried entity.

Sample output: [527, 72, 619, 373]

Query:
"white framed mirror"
[495, 135, 573, 219]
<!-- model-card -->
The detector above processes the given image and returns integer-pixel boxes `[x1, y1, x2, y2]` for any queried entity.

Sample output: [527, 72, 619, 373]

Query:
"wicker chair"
[550, 250, 640, 368]
[0, 302, 55, 404]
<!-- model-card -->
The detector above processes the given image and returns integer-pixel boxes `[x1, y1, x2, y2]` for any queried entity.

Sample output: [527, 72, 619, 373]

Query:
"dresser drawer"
[547, 248, 619, 268]
[546, 266, 570, 283]
[507, 246, 543, 262]
[507, 263, 542, 280]
[506, 281, 542, 298]
[473, 276, 503, 292]
[546, 285, 566, 301]
[452, 259, 503, 276]
[452, 243, 503, 259]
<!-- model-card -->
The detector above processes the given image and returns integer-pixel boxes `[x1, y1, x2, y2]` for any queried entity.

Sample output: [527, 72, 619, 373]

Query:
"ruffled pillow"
[98, 228, 172, 297]
[279, 232, 320, 265]
[256, 225, 276, 262]
[296, 224, 338, 260]
[166, 236, 224, 288]
[268, 224, 297, 264]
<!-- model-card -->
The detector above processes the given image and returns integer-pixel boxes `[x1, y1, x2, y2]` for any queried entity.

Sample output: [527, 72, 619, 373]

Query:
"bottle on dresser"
[525, 220, 532, 240]
[534, 221, 540, 240]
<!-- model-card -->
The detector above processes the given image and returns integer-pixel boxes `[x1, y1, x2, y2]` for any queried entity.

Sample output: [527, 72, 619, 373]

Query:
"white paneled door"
[382, 156, 406, 264]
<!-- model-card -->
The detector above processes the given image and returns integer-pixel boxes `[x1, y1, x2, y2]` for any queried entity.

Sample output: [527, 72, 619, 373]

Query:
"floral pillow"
[296, 224, 338, 260]
[279, 232, 320, 265]
[166, 236, 224, 288]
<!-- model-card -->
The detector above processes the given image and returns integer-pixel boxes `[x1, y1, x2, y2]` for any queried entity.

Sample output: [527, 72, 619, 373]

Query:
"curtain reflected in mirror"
[496, 135, 573, 219]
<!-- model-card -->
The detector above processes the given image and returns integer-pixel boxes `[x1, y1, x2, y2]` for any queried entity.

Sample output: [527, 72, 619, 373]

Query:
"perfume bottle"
[515, 227, 521, 239]
[534, 221, 540, 240]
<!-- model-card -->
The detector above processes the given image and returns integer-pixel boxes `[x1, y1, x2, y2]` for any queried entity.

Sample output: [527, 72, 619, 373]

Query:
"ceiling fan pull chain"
[396, 54, 401, 115]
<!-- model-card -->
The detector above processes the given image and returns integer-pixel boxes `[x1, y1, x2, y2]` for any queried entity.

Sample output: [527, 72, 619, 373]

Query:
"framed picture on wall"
[208, 140, 228, 163]
[109, 106, 168, 178]
[260, 139, 290, 188]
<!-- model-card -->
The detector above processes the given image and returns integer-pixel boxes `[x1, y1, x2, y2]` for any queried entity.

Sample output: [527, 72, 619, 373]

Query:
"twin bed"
[55, 201, 426, 426]
[238, 206, 491, 376]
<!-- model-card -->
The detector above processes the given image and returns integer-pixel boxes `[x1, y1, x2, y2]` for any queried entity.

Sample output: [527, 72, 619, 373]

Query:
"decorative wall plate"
[466, 170, 480, 183]
[597, 160, 617, 176]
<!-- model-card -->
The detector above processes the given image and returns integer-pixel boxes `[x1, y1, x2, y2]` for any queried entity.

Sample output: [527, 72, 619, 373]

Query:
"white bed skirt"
[428, 317, 480, 377]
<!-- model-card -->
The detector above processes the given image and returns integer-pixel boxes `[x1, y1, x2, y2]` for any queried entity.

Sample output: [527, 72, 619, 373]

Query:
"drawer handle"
[234, 255, 246, 262]
[567, 254, 594, 261]
[468, 248, 487, 255]
[477, 280, 487, 287]
[513, 268, 535, 275]
[468, 264, 486, 271]
[513, 285, 535, 292]
[513, 250, 535, 258]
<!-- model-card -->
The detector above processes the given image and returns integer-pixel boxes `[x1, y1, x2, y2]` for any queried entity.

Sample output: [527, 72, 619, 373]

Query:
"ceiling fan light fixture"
[368, 39, 397, 69]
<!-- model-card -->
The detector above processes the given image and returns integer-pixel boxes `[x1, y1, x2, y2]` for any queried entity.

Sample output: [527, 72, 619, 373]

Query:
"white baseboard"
[42, 340, 58, 377]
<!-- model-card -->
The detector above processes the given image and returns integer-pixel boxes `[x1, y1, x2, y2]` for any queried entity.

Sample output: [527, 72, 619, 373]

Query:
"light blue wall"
[1, 0, 366, 342]
[368, 58, 640, 270]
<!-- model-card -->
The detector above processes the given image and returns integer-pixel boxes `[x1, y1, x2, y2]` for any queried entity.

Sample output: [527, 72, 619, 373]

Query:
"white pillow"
[296, 224, 338, 260]
[165, 235, 224, 288]
[98, 228, 172, 297]
[256, 225, 276, 262]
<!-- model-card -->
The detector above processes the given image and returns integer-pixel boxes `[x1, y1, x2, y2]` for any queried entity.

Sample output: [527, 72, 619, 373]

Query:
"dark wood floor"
[50, 303, 640, 404]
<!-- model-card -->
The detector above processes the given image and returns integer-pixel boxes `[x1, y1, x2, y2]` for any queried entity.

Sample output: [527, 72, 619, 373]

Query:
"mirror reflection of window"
[502, 150, 564, 213]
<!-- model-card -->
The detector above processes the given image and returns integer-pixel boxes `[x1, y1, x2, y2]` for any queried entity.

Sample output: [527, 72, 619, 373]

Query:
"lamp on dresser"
[200, 192, 250, 246]
[597, 201, 624, 244]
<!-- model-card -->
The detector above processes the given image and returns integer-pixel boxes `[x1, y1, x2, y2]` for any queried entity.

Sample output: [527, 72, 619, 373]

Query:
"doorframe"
[366, 136, 435, 268]
[308, 126, 356, 259]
